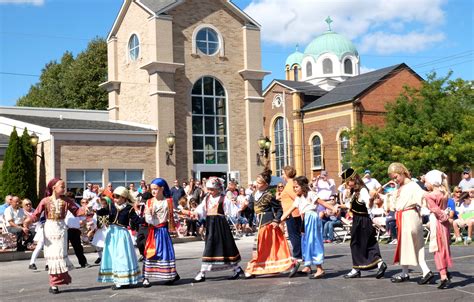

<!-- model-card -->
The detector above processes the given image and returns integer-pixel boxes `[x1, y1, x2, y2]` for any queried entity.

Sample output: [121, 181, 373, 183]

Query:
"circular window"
[196, 28, 219, 55]
[128, 34, 139, 61]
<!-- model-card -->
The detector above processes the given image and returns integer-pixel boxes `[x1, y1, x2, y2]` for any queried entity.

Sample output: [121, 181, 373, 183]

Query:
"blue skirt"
[143, 226, 177, 281]
[98, 225, 140, 285]
[301, 211, 324, 266]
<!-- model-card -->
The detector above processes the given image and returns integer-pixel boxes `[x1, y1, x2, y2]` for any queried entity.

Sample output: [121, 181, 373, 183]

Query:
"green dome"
[304, 30, 358, 60]
[285, 50, 304, 67]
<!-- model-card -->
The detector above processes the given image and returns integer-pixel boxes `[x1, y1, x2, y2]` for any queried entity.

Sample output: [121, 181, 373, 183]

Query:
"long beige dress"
[394, 181, 426, 266]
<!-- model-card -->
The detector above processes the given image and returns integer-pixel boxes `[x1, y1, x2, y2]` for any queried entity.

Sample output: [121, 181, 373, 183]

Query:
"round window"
[196, 28, 219, 55]
[128, 34, 139, 61]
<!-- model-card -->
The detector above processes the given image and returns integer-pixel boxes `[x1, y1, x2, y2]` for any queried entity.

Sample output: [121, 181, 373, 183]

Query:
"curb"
[0, 236, 201, 262]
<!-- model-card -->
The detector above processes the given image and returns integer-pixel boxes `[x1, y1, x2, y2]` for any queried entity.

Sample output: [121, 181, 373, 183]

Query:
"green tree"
[16, 37, 107, 109]
[20, 128, 38, 205]
[348, 73, 474, 183]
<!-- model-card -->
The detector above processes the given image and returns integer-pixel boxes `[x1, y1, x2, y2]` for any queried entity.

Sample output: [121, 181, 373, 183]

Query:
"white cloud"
[360, 66, 376, 74]
[245, 0, 447, 54]
[0, 0, 44, 5]
[360, 31, 445, 54]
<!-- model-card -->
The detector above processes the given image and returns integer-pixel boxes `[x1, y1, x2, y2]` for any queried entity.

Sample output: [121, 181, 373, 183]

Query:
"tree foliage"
[16, 37, 108, 110]
[0, 128, 37, 204]
[348, 73, 474, 183]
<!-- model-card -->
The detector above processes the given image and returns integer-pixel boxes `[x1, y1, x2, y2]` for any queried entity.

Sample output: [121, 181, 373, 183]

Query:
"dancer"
[245, 168, 294, 278]
[28, 215, 45, 270]
[24, 178, 86, 294]
[388, 163, 433, 284]
[424, 170, 453, 289]
[193, 177, 242, 282]
[281, 176, 336, 279]
[91, 196, 111, 265]
[340, 168, 387, 279]
[98, 187, 144, 290]
[142, 178, 180, 287]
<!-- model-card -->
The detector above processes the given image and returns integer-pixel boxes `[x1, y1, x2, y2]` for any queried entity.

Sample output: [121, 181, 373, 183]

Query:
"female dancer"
[424, 170, 453, 289]
[245, 168, 294, 278]
[388, 163, 433, 284]
[98, 186, 144, 290]
[24, 178, 86, 294]
[193, 177, 242, 282]
[142, 178, 180, 287]
[340, 168, 387, 279]
[91, 196, 111, 265]
[281, 176, 336, 279]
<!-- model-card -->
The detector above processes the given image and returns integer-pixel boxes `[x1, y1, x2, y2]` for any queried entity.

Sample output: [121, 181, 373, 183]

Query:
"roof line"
[263, 80, 297, 96]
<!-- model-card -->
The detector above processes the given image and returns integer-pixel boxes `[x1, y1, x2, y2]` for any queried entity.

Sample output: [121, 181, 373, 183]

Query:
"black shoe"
[228, 267, 244, 280]
[111, 284, 126, 290]
[375, 262, 387, 279]
[437, 278, 451, 289]
[288, 262, 300, 278]
[447, 272, 452, 280]
[164, 274, 181, 285]
[193, 273, 206, 283]
[81, 263, 91, 268]
[391, 274, 410, 283]
[244, 273, 256, 279]
[142, 278, 151, 288]
[94, 258, 101, 264]
[49, 287, 59, 294]
[418, 271, 434, 285]
[138, 255, 144, 262]
[29, 264, 37, 270]
[309, 271, 325, 279]
[344, 270, 361, 279]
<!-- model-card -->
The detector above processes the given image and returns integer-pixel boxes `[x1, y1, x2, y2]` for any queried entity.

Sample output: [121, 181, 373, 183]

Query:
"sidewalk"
[0, 236, 201, 262]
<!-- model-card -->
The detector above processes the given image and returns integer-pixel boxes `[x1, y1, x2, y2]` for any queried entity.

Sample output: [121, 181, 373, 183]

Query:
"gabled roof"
[0, 133, 9, 145]
[0, 114, 154, 132]
[108, 0, 260, 41]
[263, 79, 326, 97]
[302, 63, 421, 111]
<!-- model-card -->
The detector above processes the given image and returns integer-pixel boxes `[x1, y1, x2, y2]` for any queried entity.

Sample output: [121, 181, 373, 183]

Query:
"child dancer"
[245, 168, 295, 278]
[193, 177, 243, 282]
[281, 176, 336, 279]
[142, 178, 180, 287]
[424, 170, 453, 289]
[91, 196, 111, 264]
[98, 187, 144, 290]
[24, 178, 86, 294]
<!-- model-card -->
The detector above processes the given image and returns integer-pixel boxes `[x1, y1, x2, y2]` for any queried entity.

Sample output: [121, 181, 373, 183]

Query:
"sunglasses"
[277, 186, 284, 189]
[113, 194, 123, 199]
[24, 204, 32, 206]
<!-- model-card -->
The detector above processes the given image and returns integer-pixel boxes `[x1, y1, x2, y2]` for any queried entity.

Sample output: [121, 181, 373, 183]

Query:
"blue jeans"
[323, 219, 342, 241]
[286, 215, 302, 260]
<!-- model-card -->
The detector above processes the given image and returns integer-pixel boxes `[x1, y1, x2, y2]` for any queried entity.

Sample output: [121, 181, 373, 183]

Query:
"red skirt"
[245, 224, 293, 275]
[49, 272, 71, 286]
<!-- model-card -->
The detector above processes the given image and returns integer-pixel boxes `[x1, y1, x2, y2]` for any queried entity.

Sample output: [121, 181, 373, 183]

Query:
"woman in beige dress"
[388, 163, 433, 284]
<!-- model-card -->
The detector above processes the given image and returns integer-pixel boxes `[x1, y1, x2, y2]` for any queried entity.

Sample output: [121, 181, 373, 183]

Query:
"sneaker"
[29, 264, 37, 270]
[142, 278, 151, 288]
[389, 239, 398, 245]
[465, 237, 472, 245]
[48, 286, 59, 294]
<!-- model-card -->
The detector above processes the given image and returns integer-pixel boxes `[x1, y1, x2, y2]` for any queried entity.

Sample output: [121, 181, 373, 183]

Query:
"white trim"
[126, 32, 141, 63]
[50, 133, 55, 179]
[238, 69, 271, 81]
[109, 119, 157, 130]
[149, 90, 176, 96]
[225, 0, 261, 28]
[140, 61, 184, 74]
[262, 80, 297, 96]
[107, 0, 131, 41]
[135, 0, 156, 16]
[0, 106, 108, 121]
[308, 132, 324, 170]
[51, 129, 155, 135]
[52, 132, 156, 143]
[192, 24, 225, 57]
[0, 117, 51, 138]
[99, 80, 121, 93]
[244, 96, 265, 102]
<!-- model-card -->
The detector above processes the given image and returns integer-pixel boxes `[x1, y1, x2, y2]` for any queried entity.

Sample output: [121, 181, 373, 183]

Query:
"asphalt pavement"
[0, 236, 473, 302]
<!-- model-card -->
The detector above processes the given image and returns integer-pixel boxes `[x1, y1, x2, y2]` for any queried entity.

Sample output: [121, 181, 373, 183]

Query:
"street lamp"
[256, 134, 271, 166]
[166, 132, 176, 165]
[30, 132, 39, 147]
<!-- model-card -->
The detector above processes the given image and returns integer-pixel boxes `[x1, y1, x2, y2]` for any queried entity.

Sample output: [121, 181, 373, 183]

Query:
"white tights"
[401, 247, 430, 276]
[29, 240, 44, 265]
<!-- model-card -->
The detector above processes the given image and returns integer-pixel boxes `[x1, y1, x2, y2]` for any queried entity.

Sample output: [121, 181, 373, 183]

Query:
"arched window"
[323, 58, 333, 74]
[128, 34, 139, 61]
[312, 135, 322, 169]
[293, 66, 299, 81]
[306, 61, 312, 77]
[274, 117, 286, 176]
[339, 132, 351, 170]
[191, 77, 227, 164]
[344, 59, 353, 74]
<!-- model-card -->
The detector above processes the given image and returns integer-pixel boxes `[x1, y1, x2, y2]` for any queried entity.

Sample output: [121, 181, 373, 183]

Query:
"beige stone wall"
[54, 140, 156, 184]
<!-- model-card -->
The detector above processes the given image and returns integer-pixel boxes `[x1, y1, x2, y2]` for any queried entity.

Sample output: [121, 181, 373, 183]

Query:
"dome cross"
[325, 16, 333, 31]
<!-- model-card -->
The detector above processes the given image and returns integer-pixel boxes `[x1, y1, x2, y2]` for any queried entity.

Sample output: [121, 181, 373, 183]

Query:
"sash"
[145, 222, 167, 259]
[393, 207, 416, 264]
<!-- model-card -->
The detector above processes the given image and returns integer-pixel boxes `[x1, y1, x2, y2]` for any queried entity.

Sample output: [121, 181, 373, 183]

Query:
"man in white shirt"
[5, 196, 32, 251]
[315, 170, 337, 201]
[363, 170, 382, 191]
[459, 168, 474, 192]
[83, 183, 96, 201]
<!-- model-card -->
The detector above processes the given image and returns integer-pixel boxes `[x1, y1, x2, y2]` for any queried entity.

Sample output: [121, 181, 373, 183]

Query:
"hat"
[425, 170, 444, 187]
[364, 169, 371, 175]
[113, 186, 135, 202]
[206, 177, 225, 191]
[321, 170, 328, 176]
[463, 168, 471, 174]
[340, 168, 356, 182]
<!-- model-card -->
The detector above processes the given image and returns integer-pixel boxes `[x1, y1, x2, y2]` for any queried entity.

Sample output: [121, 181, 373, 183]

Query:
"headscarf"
[45, 178, 61, 197]
[101, 196, 112, 205]
[150, 178, 171, 198]
[113, 186, 135, 203]
[425, 170, 445, 187]
[387, 162, 410, 177]
[206, 177, 225, 191]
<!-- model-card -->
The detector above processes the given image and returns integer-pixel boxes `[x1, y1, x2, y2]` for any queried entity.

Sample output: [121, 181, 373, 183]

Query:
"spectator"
[103, 183, 114, 199]
[184, 178, 196, 201]
[192, 179, 203, 204]
[170, 179, 185, 209]
[245, 182, 254, 198]
[459, 168, 474, 192]
[5, 196, 33, 251]
[322, 195, 342, 243]
[129, 183, 139, 199]
[22, 198, 36, 233]
[138, 180, 147, 194]
[226, 180, 239, 201]
[314, 170, 337, 202]
[0, 195, 13, 215]
[83, 183, 96, 201]
[363, 170, 382, 191]
[452, 192, 474, 244]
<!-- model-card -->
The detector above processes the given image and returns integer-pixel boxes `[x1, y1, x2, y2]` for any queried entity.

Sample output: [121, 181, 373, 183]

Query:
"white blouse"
[292, 191, 318, 214]
[145, 198, 169, 226]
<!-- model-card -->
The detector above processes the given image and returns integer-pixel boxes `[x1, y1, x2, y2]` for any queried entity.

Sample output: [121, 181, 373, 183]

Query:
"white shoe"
[465, 238, 472, 245]
[389, 239, 398, 245]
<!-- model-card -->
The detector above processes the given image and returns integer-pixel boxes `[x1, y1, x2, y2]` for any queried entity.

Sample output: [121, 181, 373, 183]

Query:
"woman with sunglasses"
[142, 178, 180, 287]
[98, 186, 144, 290]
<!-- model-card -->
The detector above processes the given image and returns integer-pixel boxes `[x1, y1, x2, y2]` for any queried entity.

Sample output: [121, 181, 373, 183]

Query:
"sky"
[0, 0, 473, 107]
